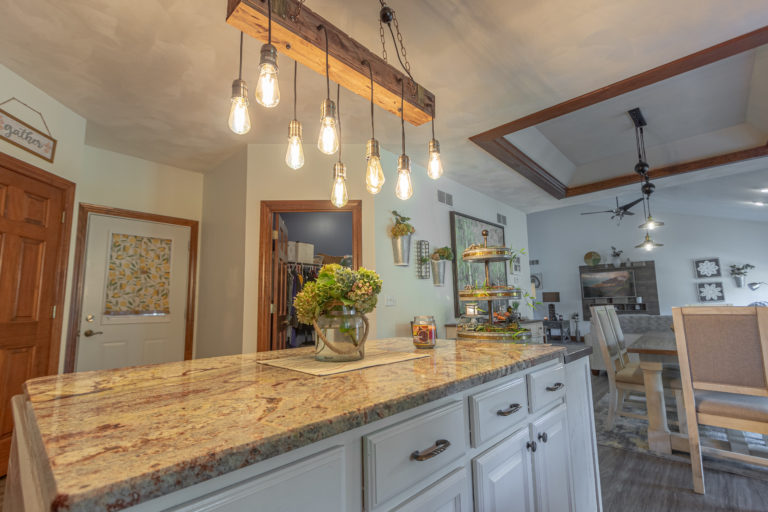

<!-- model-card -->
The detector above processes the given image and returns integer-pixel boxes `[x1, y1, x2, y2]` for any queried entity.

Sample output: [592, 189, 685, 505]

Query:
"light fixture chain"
[289, 0, 306, 21]
[379, 19, 388, 63]
[392, 11, 411, 77]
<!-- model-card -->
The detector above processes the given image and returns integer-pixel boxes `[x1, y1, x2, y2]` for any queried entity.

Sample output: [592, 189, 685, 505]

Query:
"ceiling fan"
[581, 197, 644, 224]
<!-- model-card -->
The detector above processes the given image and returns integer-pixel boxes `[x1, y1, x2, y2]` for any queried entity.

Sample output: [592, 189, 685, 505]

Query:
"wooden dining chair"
[673, 306, 768, 494]
[591, 305, 682, 428]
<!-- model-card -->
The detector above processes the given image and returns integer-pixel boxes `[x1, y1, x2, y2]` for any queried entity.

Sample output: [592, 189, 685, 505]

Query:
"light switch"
[385, 295, 396, 307]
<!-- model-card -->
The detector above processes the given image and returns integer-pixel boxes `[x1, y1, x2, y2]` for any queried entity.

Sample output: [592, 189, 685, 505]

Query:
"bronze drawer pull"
[526, 440, 537, 452]
[410, 439, 451, 461]
[496, 403, 522, 416]
[546, 382, 564, 392]
[538, 432, 548, 443]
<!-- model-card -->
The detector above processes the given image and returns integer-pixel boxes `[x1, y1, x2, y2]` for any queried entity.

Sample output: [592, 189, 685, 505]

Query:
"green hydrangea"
[293, 264, 383, 322]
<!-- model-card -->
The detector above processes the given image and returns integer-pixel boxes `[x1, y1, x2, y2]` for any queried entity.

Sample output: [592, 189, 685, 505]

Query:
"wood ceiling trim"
[226, 0, 435, 126]
[472, 136, 567, 199]
[566, 143, 768, 197]
[468, 26, 768, 198]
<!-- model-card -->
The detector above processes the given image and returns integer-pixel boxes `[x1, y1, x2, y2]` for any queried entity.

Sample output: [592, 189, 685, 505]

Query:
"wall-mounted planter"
[734, 275, 746, 288]
[416, 240, 431, 278]
[392, 235, 411, 266]
[431, 259, 446, 286]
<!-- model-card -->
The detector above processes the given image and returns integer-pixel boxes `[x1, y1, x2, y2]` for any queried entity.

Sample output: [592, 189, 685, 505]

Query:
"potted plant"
[610, 246, 623, 266]
[430, 246, 454, 286]
[294, 264, 382, 361]
[729, 263, 755, 288]
[390, 210, 415, 266]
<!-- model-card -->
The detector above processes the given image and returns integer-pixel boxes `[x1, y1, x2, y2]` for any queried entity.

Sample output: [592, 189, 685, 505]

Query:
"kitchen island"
[4, 338, 600, 512]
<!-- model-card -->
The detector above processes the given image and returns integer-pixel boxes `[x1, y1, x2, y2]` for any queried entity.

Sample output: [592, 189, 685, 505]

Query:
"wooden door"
[531, 405, 574, 512]
[473, 428, 535, 512]
[0, 154, 73, 475]
[270, 214, 288, 351]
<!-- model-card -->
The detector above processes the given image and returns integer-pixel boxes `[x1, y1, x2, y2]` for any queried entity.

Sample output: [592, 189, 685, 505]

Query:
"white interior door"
[76, 214, 191, 372]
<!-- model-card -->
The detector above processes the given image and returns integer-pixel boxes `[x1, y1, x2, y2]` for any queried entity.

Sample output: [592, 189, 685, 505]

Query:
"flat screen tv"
[580, 270, 636, 299]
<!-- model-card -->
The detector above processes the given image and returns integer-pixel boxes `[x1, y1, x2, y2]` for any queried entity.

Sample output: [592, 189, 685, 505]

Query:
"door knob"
[83, 329, 103, 337]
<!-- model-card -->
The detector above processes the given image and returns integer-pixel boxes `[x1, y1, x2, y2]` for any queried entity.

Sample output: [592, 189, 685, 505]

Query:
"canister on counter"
[412, 316, 437, 349]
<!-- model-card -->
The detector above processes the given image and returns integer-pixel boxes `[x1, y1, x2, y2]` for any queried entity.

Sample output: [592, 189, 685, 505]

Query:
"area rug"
[594, 393, 768, 481]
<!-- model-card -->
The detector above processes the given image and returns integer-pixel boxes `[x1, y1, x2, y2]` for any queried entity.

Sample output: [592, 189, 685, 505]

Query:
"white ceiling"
[1, 0, 768, 213]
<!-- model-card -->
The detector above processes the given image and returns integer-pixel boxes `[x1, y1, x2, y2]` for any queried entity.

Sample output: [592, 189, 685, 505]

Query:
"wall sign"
[0, 99, 57, 163]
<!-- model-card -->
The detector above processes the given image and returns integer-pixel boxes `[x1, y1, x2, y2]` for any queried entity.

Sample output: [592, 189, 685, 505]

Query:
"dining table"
[627, 330, 690, 454]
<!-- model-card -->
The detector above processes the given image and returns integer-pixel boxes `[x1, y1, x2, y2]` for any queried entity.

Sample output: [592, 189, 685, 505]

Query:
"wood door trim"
[64, 203, 199, 372]
[257, 200, 363, 352]
[0, 152, 74, 375]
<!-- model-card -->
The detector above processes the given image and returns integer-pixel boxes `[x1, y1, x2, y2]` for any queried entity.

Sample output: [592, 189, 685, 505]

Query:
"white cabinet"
[531, 405, 573, 512]
[468, 377, 528, 447]
[393, 468, 471, 512]
[472, 429, 535, 512]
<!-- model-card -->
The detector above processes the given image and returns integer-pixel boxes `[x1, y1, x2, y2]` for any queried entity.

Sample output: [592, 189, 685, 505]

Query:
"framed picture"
[449, 211, 507, 316]
[697, 282, 725, 302]
[693, 257, 721, 279]
[511, 256, 522, 274]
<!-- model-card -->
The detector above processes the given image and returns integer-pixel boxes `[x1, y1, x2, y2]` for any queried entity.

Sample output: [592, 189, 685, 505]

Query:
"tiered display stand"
[457, 230, 531, 342]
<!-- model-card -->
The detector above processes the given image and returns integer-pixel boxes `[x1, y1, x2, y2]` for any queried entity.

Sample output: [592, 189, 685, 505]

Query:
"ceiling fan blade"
[624, 211, 636, 216]
[580, 210, 614, 215]
[620, 197, 644, 211]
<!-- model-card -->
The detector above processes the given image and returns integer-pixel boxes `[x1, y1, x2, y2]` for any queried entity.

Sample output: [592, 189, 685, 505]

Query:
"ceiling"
[1, 0, 768, 213]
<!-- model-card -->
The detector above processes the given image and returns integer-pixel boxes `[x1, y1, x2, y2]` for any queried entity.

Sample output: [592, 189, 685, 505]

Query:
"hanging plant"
[390, 210, 415, 238]
[430, 246, 454, 261]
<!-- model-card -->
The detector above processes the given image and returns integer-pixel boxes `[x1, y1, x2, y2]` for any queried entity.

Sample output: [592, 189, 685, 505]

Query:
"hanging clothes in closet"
[286, 263, 320, 348]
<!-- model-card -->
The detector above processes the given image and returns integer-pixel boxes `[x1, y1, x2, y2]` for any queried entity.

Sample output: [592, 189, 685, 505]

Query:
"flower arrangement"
[431, 246, 454, 261]
[294, 264, 382, 324]
[390, 210, 415, 238]
[729, 263, 755, 276]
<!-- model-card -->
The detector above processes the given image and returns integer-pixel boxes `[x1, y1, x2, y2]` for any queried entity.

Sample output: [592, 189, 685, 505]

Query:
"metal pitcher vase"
[431, 259, 446, 286]
[392, 234, 411, 266]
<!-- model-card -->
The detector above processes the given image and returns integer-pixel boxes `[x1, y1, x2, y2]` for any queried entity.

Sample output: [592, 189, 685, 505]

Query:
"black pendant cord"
[634, 126, 643, 162]
[238, 32, 244, 80]
[363, 60, 375, 139]
[431, 117, 435, 140]
[318, 25, 330, 99]
[293, 60, 298, 119]
[400, 78, 405, 155]
[267, 0, 272, 45]
[337, 83, 342, 162]
[387, 22, 414, 82]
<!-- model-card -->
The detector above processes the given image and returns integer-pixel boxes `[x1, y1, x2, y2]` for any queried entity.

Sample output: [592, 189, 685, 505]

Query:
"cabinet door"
[393, 467, 470, 512]
[531, 405, 573, 512]
[472, 429, 534, 512]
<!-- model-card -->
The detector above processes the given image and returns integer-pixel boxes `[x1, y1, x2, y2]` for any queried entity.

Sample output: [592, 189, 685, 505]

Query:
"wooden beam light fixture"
[226, 0, 435, 126]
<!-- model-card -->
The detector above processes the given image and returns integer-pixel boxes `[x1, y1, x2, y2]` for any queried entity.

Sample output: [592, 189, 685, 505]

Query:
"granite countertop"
[22, 338, 565, 511]
[545, 342, 593, 364]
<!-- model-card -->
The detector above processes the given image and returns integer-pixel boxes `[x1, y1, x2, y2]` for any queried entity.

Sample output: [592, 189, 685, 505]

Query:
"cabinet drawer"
[364, 401, 467, 509]
[392, 467, 469, 512]
[468, 377, 528, 447]
[527, 364, 566, 412]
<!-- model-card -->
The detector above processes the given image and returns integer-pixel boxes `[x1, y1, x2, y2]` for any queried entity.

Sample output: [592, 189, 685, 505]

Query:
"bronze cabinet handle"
[546, 382, 564, 392]
[496, 403, 522, 416]
[410, 439, 451, 461]
[538, 432, 548, 443]
[526, 440, 537, 452]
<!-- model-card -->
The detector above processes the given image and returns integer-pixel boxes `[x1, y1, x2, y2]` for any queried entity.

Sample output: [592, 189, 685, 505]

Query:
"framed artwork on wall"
[696, 282, 725, 302]
[449, 211, 507, 317]
[693, 257, 721, 279]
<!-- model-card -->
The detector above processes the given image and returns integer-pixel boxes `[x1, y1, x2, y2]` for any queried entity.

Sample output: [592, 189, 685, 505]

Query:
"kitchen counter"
[546, 342, 593, 364]
[7, 338, 566, 511]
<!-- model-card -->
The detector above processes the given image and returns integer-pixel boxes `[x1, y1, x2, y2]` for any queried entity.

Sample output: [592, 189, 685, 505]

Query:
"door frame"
[0, 152, 75, 375]
[64, 203, 199, 372]
[258, 200, 363, 352]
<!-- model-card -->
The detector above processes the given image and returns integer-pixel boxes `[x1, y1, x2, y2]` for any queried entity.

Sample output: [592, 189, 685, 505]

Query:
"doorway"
[0, 152, 74, 475]
[258, 200, 362, 352]
[65, 204, 198, 372]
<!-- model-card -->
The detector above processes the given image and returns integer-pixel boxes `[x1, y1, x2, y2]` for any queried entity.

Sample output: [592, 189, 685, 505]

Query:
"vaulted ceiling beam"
[226, 0, 435, 126]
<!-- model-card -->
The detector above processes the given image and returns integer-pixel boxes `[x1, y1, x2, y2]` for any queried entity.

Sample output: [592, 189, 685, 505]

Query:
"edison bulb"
[285, 120, 304, 170]
[365, 155, 385, 194]
[427, 139, 443, 179]
[228, 95, 251, 134]
[395, 154, 413, 200]
[317, 98, 339, 155]
[255, 44, 280, 108]
[644, 241, 653, 251]
[331, 162, 348, 208]
[286, 136, 304, 170]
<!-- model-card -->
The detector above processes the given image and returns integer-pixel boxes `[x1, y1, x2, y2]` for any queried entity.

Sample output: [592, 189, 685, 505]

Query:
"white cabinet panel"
[364, 401, 467, 509]
[473, 429, 535, 512]
[531, 405, 573, 512]
[393, 467, 470, 512]
[468, 376, 529, 447]
[171, 447, 345, 512]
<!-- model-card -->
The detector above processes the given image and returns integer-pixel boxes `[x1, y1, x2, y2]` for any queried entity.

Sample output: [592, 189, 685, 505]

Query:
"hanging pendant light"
[635, 232, 663, 251]
[427, 118, 444, 180]
[228, 32, 251, 135]
[638, 177, 664, 230]
[395, 79, 413, 200]
[361, 60, 385, 194]
[317, 25, 339, 155]
[255, 0, 280, 108]
[285, 61, 304, 169]
[330, 84, 348, 208]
